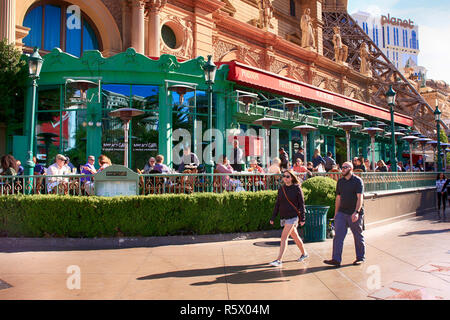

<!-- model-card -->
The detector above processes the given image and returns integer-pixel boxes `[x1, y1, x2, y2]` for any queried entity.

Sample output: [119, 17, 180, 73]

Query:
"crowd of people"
[0, 141, 443, 194]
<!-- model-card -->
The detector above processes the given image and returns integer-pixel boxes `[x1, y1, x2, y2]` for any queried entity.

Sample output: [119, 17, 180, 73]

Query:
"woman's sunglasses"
[283, 174, 291, 179]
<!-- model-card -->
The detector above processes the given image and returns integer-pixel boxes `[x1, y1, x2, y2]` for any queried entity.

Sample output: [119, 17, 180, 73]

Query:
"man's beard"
[342, 170, 352, 177]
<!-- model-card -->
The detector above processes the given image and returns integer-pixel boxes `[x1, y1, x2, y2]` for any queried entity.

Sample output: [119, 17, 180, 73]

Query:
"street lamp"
[202, 55, 217, 175]
[434, 101, 442, 171]
[386, 85, 398, 172]
[25, 48, 44, 182]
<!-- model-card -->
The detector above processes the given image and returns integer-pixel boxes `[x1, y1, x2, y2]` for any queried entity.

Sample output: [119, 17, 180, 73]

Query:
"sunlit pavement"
[0, 211, 449, 300]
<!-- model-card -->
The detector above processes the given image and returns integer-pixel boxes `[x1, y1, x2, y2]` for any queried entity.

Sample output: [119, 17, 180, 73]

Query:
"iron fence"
[0, 172, 437, 196]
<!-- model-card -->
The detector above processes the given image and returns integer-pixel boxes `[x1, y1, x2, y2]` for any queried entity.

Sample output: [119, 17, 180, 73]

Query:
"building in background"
[351, 10, 426, 81]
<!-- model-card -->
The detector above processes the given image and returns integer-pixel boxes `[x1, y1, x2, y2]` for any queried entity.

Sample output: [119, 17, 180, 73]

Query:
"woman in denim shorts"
[269, 170, 308, 267]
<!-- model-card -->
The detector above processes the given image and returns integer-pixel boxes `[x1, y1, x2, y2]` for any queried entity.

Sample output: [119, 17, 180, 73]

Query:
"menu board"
[95, 181, 137, 197]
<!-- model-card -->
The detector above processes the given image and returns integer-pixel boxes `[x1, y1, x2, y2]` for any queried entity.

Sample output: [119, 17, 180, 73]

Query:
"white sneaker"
[269, 260, 282, 267]
[297, 253, 309, 262]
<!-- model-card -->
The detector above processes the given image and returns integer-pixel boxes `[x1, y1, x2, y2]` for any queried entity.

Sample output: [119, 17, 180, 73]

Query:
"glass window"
[43, 5, 61, 51]
[23, 5, 43, 49]
[102, 84, 131, 109]
[161, 25, 177, 49]
[22, 2, 100, 56]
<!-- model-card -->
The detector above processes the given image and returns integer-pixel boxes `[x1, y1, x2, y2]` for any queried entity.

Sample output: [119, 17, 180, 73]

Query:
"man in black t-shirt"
[324, 161, 365, 267]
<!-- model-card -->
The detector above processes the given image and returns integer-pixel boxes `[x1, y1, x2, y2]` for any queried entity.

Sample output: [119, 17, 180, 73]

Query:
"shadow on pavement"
[399, 229, 450, 237]
[137, 262, 350, 285]
[0, 230, 281, 253]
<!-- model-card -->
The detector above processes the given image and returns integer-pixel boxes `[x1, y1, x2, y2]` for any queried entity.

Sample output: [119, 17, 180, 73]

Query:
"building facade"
[0, 0, 439, 170]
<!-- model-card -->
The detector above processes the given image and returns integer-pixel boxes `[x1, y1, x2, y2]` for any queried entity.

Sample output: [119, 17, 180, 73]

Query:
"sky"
[347, 0, 450, 84]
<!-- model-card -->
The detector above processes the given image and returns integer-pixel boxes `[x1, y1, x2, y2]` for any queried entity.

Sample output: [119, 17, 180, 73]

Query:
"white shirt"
[47, 163, 71, 183]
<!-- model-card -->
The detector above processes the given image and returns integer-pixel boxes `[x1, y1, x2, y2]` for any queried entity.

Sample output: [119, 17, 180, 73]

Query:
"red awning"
[220, 61, 414, 127]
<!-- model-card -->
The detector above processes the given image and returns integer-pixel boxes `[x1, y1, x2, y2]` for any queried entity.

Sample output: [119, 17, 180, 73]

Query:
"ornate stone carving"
[359, 42, 372, 77]
[332, 26, 348, 65]
[183, 21, 194, 58]
[146, 0, 167, 13]
[160, 15, 193, 59]
[300, 8, 316, 51]
[313, 74, 327, 88]
[257, 0, 274, 30]
[214, 39, 237, 61]
[270, 59, 286, 74]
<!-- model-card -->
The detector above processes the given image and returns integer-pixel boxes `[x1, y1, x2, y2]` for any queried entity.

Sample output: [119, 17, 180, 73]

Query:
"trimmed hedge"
[0, 179, 338, 238]
[0, 192, 281, 238]
[302, 176, 337, 220]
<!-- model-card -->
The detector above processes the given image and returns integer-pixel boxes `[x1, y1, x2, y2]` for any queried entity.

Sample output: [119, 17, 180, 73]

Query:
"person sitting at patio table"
[248, 159, 264, 173]
[143, 157, 156, 174]
[1, 155, 18, 176]
[81, 155, 97, 183]
[215, 155, 241, 191]
[268, 157, 282, 174]
[47, 154, 71, 193]
[178, 146, 200, 173]
[293, 158, 309, 173]
[375, 160, 388, 172]
[33, 156, 46, 175]
[312, 149, 325, 171]
[153, 155, 171, 174]
[84, 155, 111, 195]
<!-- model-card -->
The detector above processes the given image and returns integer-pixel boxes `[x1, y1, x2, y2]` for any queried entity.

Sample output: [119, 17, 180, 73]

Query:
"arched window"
[23, 1, 101, 56]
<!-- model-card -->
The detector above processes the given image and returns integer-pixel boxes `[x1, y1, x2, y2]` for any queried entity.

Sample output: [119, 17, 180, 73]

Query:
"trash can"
[302, 205, 330, 243]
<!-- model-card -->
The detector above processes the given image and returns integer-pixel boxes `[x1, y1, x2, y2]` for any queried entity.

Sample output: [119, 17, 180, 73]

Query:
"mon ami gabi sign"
[223, 61, 414, 127]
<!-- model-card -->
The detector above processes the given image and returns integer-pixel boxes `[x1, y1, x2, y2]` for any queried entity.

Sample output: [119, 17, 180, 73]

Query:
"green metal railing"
[0, 172, 437, 196]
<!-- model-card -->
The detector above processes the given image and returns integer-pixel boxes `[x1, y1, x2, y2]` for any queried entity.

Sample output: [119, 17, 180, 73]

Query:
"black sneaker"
[353, 259, 365, 265]
[323, 259, 341, 267]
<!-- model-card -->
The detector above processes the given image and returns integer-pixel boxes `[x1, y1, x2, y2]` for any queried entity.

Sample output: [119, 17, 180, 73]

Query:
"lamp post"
[386, 85, 398, 172]
[202, 55, 217, 175]
[435, 102, 442, 171]
[25, 48, 44, 187]
[336, 122, 361, 162]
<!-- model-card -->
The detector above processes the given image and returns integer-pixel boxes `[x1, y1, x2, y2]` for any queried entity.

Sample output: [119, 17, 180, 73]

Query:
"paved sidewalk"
[0, 212, 449, 300]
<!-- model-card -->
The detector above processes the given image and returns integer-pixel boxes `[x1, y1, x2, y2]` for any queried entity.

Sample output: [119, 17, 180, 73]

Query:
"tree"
[0, 39, 28, 135]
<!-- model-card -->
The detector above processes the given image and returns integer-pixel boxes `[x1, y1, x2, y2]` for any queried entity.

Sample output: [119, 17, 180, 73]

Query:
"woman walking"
[436, 173, 447, 219]
[269, 170, 308, 267]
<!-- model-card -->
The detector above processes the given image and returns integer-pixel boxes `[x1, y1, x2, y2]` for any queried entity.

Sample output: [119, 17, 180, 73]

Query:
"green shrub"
[0, 192, 281, 238]
[302, 176, 337, 219]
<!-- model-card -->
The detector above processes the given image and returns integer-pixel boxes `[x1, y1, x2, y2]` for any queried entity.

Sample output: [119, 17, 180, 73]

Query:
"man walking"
[324, 161, 365, 267]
